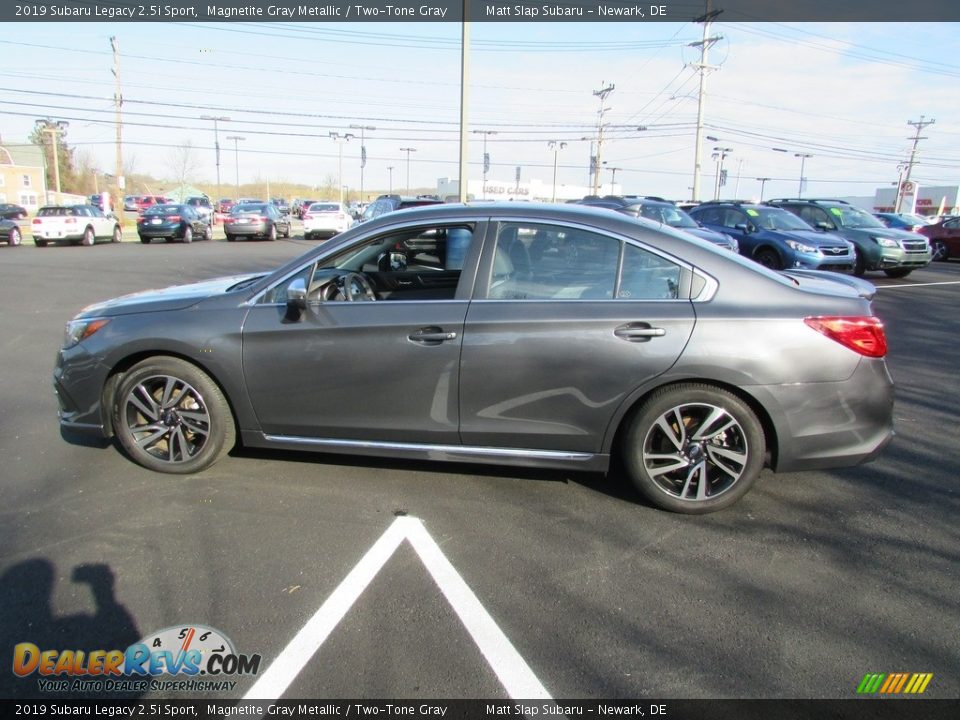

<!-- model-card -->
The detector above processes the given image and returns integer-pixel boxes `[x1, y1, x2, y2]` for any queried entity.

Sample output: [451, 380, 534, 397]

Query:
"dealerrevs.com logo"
[13, 625, 261, 693]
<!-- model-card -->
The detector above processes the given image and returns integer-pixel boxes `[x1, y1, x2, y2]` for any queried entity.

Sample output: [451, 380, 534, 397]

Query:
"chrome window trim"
[262, 434, 595, 462]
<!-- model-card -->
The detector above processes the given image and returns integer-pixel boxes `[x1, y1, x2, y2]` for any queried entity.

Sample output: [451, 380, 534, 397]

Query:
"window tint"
[619, 244, 682, 300]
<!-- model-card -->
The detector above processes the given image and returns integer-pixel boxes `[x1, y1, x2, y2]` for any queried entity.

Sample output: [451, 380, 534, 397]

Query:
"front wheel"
[8, 227, 22, 246]
[112, 226, 122, 243]
[204, 224, 213, 241]
[754, 248, 782, 270]
[852, 248, 866, 276]
[622, 384, 766, 514]
[182, 226, 193, 244]
[268, 224, 277, 242]
[81, 227, 95, 246]
[283, 223, 291, 238]
[113, 357, 235, 474]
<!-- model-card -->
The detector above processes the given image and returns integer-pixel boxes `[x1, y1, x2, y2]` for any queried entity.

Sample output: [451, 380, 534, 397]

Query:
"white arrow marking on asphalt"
[243, 515, 552, 701]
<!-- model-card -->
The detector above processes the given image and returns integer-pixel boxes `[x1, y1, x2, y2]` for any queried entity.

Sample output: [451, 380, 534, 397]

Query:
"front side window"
[486, 222, 680, 301]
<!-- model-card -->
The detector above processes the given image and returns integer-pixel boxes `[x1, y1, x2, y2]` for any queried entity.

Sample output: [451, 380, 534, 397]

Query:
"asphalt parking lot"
[1, 233, 958, 700]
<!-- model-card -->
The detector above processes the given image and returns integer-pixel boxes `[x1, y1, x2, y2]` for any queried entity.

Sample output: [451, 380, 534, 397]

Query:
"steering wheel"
[340, 272, 377, 301]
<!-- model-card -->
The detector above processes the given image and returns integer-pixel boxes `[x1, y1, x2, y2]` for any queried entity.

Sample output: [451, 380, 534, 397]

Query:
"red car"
[917, 216, 960, 261]
[136, 195, 170, 214]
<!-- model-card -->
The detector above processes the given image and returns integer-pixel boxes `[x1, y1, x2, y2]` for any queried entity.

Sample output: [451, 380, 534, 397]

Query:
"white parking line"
[243, 516, 552, 701]
[878, 280, 960, 289]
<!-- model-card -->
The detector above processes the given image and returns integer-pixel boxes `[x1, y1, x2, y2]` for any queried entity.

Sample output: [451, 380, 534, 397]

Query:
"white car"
[303, 202, 354, 240]
[31, 205, 122, 247]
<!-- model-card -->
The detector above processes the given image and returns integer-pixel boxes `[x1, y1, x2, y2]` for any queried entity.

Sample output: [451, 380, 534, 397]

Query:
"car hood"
[781, 269, 876, 300]
[75, 273, 265, 318]
[866, 227, 928, 242]
[772, 229, 849, 247]
[684, 226, 732, 245]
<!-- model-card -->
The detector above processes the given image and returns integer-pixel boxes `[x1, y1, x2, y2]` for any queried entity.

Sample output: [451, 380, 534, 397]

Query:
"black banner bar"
[3, 0, 960, 23]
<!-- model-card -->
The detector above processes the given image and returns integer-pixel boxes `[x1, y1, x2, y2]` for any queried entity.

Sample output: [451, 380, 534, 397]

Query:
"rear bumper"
[755, 358, 895, 473]
[225, 223, 271, 237]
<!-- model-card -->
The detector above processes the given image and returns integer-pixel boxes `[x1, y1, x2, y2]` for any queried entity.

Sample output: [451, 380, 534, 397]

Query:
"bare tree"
[168, 140, 200, 199]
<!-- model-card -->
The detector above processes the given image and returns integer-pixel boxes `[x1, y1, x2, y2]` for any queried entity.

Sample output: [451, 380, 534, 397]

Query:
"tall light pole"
[35, 118, 69, 203]
[400, 147, 417, 194]
[591, 82, 615, 196]
[689, 3, 722, 202]
[349, 124, 375, 203]
[226, 136, 245, 201]
[756, 177, 771, 201]
[711, 146, 733, 200]
[330, 132, 355, 205]
[548, 140, 567, 203]
[794, 153, 813, 197]
[387, 166, 394, 194]
[201, 114, 230, 206]
[473, 130, 497, 200]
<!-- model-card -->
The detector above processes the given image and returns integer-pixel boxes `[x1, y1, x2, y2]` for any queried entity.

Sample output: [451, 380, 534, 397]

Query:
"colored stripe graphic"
[858, 672, 932, 694]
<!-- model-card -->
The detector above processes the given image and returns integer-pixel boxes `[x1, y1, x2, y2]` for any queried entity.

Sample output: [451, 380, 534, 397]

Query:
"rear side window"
[486, 222, 680, 301]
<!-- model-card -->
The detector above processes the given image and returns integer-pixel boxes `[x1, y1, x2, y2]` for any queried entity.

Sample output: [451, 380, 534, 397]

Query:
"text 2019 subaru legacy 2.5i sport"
[54, 203, 894, 513]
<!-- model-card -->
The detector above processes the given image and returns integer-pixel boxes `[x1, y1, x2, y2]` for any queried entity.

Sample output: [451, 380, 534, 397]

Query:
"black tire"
[884, 268, 913, 279]
[852, 247, 866, 276]
[113, 357, 235, 474]
[182, 226, 193, 244]
[622, 383, 766, 514]
[268, 224, 277, 242]
[34, 238, 48, 247]
[226, 234, 235, 242]
[754, 248, 782, 270]
[139, 236, 150, 244]
[112, 226, 122, 243]
[8, 227, 22, 246]
[304, 231, 312, 241]
[81, 226, 95, 246]
[204, 224, 213, 241]
[283, 223, 290, 238]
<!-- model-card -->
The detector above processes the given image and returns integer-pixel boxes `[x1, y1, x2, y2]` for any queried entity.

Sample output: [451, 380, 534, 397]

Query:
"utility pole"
[473, 130, 497, 200]
[896, 115, 935, 212]
[227, 136, 245, 201]
[387, 166, 394, 194]
[349, 124, 375, 203]
[795, 153, 813, 197]
[458, 18, 470, 203]
[35, 119, 69, 203]
[603, 162, 622, 194]
[591, 82, 615, 196]
[201, 115, 230, 207]
[330, 132, 355, 205]
[756, 177, 771, 201]
[110, 36, 123, 221]
[400, 147, 417, 194]
[548, 140, 567, 203]
[711, 146, 732, 201]
[689, 1, 722, 202]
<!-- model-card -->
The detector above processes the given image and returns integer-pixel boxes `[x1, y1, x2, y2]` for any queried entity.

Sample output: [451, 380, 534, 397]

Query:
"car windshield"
[636, 204, 699, 229]
[831, 205, 886, 229]
[233, 204, 266, 214]
[751, 207, 813, 231]
[144, 205, 180, 216]
[309, 204, 340, 213]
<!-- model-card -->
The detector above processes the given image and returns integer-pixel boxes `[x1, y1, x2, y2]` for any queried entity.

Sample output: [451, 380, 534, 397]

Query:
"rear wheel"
[113, 357, 235, 474]
[754, 248, 782, 270]
[139, 236, 150, 244]
[112, 226, 122, 243]
[283, 223, 291, 238]
[81, 227, 95, 246]
[268, 224, 277, 242]
[182, 227, 193, 244]
[8, 227, 22, 246]
[622, 384, 765, 514]
[884, 268, 913, 279]
[34, 238, 48, 247]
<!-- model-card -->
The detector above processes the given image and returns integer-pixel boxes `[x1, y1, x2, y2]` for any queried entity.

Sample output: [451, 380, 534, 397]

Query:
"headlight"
[871, 236, 900, 248]
[785, 240, 820, 254]
[63, 318, 110, 349]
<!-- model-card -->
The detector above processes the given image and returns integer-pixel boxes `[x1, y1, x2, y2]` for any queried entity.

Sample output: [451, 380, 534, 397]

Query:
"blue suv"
[688, 201, 854, 272]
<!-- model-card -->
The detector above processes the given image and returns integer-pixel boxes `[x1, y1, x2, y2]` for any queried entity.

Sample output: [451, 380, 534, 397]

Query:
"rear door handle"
[409, 327, 458, 344]
[614, 323, 666, 342]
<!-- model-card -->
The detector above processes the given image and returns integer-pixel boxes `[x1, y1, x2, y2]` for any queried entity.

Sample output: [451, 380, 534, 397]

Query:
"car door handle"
[409, 327, 458, 344]
[614, 324, 666, 342]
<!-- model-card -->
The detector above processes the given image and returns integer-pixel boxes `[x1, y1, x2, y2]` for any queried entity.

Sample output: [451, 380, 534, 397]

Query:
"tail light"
[32, 218, 41, 225]
[167, 215, 181, 222]
[258, 216, 269, 223]
[804, 316, 887, 358]
[65, 218, 77, 225]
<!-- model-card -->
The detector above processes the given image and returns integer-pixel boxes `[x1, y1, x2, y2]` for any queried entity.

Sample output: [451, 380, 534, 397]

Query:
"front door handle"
[614, 323, 666, 342]
[409, 327, 458, 345]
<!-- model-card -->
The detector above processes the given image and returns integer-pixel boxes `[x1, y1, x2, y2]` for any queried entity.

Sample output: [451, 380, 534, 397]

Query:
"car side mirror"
[285, 278, 307, 322]
[734, 223, 751, 233]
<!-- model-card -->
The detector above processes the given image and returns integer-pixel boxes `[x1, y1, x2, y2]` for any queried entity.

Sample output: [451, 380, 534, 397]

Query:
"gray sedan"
[54, 203, 893, 513]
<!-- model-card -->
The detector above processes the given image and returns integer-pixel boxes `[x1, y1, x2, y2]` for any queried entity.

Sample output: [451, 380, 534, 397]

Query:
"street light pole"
[330, 132, 355, 206]
[711, 146, 733, 201]
[35, 118, 69, 203]
[756, 177, 771, 201]
[226, 136, 245, 201]
[603, 163, 622, 194]
[349, 124, 375, 203]
[400, 147, 417, 194]
[473, 130, 497, 200]
[201, 114, 230, 206]
[387, 166, 394, 194]
[548, 141, 567, 203]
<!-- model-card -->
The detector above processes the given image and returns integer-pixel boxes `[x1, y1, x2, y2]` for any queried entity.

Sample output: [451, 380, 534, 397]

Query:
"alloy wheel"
[122, 375, 211, 464]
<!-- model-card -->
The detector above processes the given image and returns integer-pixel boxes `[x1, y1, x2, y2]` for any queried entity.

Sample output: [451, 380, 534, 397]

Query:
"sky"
[2, 16, 959, 202]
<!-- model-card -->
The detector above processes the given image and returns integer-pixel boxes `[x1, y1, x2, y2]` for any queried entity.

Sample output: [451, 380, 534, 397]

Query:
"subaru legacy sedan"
[54, 204, 893, 514]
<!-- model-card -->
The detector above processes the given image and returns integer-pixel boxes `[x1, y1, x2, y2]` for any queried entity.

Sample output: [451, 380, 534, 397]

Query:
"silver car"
[54, 203, 894, 513]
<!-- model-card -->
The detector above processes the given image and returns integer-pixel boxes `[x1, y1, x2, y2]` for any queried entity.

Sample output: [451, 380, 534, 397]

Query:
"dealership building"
[840, 184, 959, 217]
[437, 177, 619, 203]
